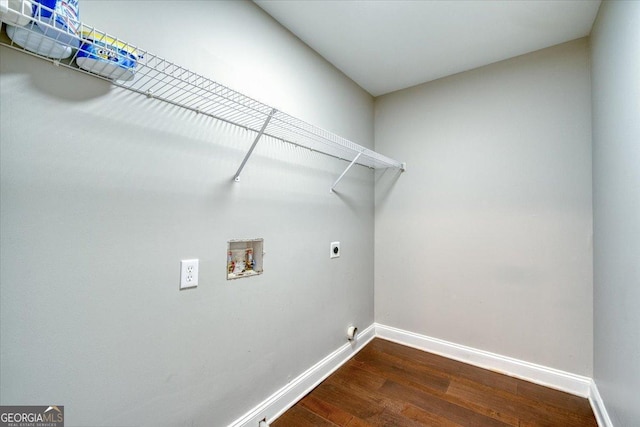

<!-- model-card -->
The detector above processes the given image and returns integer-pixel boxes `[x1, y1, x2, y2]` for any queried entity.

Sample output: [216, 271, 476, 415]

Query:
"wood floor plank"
[361, 339, 519, 394]
[352, 347, 451, 394]
[311, 381, 386, 420]
[444, 379, 520, 426]
[362, 407, 428, 427]
[447, 375, 597, 426]
[272, 338, 598, 426]
[400, 403, 465, 427]
[515, 377, 596, 418]
[324, 361, 387, 392]
[273, 405, 338, 427]
[299, 394, 354, 426]
[344, 416, 373, 427]
[354, 343, 518, 425]
[378, 379, 512, 427]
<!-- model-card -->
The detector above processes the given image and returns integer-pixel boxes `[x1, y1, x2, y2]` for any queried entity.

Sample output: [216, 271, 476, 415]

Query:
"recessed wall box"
[227, 238, 264, 280]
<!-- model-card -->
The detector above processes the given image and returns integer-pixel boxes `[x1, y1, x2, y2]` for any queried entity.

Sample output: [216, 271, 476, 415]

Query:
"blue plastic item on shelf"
[32, 0, 80, 47]
[76, 33, 138, 81]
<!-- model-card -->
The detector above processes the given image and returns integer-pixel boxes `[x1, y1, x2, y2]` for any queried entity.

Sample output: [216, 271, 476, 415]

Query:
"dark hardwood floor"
[272, 338, 597, 426]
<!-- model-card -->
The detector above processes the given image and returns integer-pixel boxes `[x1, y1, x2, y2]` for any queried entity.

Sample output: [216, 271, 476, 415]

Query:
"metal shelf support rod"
[330, 152, 362, 193]
[233, 108, 277, 182]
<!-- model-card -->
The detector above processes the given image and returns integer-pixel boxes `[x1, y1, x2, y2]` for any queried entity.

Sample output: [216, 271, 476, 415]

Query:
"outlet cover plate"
[180, 259, 199, 289]
[330, 242, 340, 259]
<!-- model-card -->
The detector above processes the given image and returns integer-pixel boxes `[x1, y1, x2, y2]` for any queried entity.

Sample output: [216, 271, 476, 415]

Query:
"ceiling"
[254, 0, 601, 96]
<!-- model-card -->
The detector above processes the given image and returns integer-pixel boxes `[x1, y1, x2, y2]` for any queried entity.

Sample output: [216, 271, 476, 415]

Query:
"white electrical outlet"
[330, 242, 340, 258]
[180, 259, 199, 289]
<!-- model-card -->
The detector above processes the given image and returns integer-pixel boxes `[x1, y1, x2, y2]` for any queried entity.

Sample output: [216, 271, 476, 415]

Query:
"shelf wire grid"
[0, 1, 404, 170]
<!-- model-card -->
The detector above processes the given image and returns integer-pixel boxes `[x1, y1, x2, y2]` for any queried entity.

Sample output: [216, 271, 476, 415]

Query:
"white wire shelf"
[0, 1, 405, 190]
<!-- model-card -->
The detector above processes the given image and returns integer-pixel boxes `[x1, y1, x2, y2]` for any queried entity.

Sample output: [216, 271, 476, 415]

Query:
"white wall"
[374, 39, 593, 375]
[591, 1, 640, 425]
[0, 2, 374, 426]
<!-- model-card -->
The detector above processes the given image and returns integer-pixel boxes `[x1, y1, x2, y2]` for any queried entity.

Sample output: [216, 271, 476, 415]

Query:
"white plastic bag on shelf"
[5, 22, 72, 58]
[0, 0, 33, 26]
[3, 0, 78, 60]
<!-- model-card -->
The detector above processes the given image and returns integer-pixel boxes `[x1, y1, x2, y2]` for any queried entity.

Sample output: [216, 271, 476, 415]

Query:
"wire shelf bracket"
[0, 2, 406, 191]
[331, 152, 362, 193]
[233, 108, 276, 182]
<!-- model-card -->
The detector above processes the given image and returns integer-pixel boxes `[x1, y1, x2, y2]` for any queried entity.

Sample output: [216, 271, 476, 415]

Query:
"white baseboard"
[227, 323, 375, 427]
[589, 379, 614, 427]
[374, 323, 592, 398]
